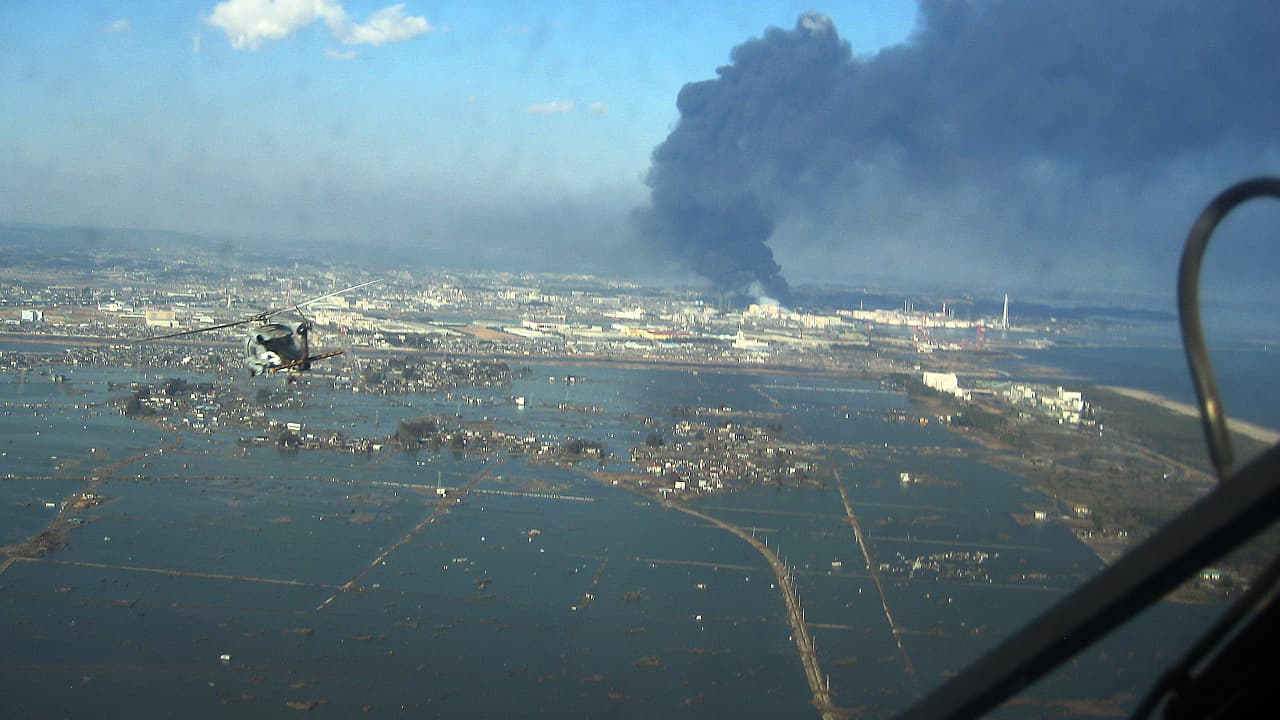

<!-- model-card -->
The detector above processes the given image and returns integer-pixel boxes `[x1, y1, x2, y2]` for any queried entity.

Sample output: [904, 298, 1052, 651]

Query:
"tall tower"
[1001, 293, 1009, 331]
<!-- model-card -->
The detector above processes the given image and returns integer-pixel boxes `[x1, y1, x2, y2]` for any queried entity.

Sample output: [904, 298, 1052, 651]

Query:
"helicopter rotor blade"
[134, 279, 379, 344]
[261, 279, 382, 321]
[136, 317, 257, 342]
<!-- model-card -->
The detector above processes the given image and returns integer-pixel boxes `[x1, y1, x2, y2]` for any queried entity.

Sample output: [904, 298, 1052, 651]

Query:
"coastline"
[1100, 385, 1280, 446]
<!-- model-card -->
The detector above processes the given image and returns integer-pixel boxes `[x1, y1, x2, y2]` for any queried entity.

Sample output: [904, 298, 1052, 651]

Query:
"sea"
[935, 318, 1278, 430]
[0, 335, 1261, 718]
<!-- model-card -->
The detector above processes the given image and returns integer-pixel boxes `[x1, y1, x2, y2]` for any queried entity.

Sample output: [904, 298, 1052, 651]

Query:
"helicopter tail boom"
[269, 350, 345, 374]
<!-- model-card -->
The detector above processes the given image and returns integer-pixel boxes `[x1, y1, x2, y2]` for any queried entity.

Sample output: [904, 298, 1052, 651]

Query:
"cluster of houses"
[632, 418, 822, 495]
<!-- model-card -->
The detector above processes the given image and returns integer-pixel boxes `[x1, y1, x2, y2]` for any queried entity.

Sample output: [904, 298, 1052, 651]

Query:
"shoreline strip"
[1100, 385, 1279, 445]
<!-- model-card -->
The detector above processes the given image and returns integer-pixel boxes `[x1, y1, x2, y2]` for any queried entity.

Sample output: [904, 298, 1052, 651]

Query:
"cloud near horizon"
[206, 0, 434, 50]
[526, 100, 575, 114]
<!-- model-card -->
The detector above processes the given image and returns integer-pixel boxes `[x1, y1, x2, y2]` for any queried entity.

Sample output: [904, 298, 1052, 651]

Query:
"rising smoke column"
[635, 3, 1280, 298]
[632, 189, 783, 300]
[633, 12, 851, 302]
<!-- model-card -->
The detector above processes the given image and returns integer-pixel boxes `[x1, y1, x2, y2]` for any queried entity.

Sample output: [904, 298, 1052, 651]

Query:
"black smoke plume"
[635, 3, 1280, 300]
[632, 189, 784, 301]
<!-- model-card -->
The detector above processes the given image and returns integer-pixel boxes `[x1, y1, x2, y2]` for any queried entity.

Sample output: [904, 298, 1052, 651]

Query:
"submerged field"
[0, 362, 1223, 718]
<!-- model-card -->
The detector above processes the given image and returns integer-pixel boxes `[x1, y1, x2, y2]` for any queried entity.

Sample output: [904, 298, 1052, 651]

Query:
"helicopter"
[140, 279, 381, 378]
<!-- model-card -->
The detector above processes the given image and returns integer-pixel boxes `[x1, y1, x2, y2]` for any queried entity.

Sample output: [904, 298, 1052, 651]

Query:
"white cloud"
[526, 100, 575, 115]
[193, 33, 203, 53]
[587, 102, 608, 117]
[325, 48, 357, 60]
[104, 18, 130, 33]
[335, 4, 433, 46]
[205, 0, 339, 49]
[206, 0, 432, 50]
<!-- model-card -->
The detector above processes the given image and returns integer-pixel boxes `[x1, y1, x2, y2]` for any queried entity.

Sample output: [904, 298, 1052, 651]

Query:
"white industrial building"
[144, 308, 179, 329]
[921, 371, 962, 394]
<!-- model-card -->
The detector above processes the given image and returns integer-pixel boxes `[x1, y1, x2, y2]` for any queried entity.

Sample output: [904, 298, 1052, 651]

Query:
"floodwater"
[0, 360, 1222, 718]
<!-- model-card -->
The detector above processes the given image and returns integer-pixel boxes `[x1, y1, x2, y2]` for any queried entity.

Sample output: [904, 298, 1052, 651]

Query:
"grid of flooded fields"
[0, 363, 1220, 718]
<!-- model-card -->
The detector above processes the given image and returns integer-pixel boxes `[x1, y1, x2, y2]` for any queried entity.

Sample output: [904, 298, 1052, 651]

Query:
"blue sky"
[1, 2, 916, 251]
